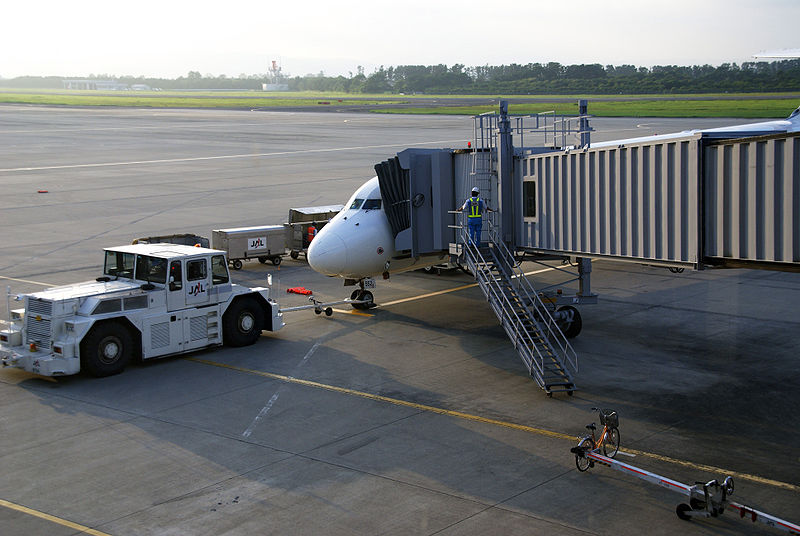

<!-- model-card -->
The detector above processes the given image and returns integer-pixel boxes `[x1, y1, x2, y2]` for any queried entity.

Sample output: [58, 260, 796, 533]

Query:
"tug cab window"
[211, 255, 229, 284]
[187, 259, 207, 281]
[104, 251, 135, 279]
[363, 199, 382, 210]
[169, 261, 182, 290]
[135, 255, 167, 284]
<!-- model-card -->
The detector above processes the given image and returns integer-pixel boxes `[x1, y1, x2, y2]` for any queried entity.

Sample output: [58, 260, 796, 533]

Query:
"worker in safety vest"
[459, 187, 492, 245]
[307, 224, 317, 245]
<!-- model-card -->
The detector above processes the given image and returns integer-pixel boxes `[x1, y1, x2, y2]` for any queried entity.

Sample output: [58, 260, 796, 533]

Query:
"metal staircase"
[459, 221, 578, 396]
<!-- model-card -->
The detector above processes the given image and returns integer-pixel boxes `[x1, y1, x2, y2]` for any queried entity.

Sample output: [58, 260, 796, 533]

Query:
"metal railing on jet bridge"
[457, 213, 578, 395]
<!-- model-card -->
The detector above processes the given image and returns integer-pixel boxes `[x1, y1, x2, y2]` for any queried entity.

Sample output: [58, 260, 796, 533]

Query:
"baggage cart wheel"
[325, 307, 333, 316]
[272, 256, 282, 266]
[232, 259, 243, 270]
[258, 256, 268, 264]
[676, 503, 693, 521]
[290, 250, 299, 260]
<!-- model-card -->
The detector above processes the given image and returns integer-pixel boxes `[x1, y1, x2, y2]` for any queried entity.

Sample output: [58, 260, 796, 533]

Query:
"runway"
[0, 105, 798, 535]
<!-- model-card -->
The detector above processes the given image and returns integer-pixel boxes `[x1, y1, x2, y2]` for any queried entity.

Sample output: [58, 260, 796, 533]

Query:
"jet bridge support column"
[497, 100, 514, 245]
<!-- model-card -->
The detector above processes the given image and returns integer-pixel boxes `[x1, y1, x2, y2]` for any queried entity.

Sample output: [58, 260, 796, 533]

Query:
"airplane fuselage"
[307, 177, 446, 280]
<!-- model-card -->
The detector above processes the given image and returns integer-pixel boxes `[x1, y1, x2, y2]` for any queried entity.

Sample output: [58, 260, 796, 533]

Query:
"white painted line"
[0, 139, 467, 173]
[0, 275, 54, 287]
[242, 392, 280, 438]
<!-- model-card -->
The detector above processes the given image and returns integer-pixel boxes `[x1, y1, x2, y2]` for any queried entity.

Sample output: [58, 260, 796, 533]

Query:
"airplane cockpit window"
[363, 199, 382, 210]
[349, 199, 364, 210]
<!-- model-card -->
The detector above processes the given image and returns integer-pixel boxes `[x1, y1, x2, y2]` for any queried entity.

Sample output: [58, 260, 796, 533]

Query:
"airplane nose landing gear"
[350, 279, 376, 310]
[350, 289, 375, 310]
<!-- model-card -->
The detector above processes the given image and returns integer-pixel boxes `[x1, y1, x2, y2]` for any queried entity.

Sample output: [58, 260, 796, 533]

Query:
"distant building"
[63, 79, 129, 90]
[262, 83, 289, 91]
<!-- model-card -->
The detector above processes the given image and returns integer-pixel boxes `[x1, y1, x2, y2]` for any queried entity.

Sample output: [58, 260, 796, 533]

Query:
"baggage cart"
[132, 233, 209, 248]
[212, 225, 286, 270]
[285, 205, 343, 260]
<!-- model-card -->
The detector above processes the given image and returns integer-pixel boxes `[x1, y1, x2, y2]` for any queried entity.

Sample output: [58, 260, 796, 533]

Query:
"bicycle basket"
[600, 410, 618, 428]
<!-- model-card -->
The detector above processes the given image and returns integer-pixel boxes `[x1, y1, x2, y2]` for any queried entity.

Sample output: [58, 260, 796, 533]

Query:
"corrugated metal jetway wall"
[517, 134, 702, 268]
[703, 132, 800, 269]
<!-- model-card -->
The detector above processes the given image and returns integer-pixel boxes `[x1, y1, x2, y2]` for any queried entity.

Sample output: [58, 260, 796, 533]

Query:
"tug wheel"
[80, 321, 133, 377]
[223, 298, 264, 347]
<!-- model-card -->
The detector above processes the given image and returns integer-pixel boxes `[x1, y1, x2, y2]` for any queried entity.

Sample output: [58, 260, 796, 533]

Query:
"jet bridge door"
[374, 149, 454, 258]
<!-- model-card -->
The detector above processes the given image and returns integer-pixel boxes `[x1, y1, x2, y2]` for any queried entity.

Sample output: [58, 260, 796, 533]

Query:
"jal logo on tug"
[188, 282, 206, 296]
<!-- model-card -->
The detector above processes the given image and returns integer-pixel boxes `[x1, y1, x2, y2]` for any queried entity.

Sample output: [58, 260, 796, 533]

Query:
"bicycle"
[571, 407, 620, 471]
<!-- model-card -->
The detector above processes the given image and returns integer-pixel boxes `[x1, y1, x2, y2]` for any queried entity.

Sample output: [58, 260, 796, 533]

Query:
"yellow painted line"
[381, 282, 479, 307]
[617, 447, 800, 492]
[0, 498, 112, 536]
[189, 357, 800, 493]
[331, 308, 373, 317]
[381, 265, 559, 307]
[0, 275, 54, 287]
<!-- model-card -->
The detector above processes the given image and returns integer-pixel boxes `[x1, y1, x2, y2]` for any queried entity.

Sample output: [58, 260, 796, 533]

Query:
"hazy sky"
[2, 0, 798, 79]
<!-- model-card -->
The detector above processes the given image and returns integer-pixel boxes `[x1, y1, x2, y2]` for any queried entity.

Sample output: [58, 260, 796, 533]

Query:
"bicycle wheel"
[602, 427, 620, 458]
[575, 437, 595, 472]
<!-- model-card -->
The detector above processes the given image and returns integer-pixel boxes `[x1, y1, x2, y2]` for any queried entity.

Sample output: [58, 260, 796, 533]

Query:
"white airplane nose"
[307, 229, 348, 276]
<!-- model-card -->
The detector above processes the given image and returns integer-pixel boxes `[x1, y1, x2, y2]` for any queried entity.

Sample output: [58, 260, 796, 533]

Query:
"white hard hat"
[471, 187, 479, 194]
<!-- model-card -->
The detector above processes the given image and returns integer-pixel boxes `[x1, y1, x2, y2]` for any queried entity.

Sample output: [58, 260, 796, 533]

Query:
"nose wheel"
[350, 289, 375, 310]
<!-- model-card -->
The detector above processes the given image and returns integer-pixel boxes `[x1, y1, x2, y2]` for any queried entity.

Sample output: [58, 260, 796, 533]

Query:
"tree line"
[3, 61, 800, 94]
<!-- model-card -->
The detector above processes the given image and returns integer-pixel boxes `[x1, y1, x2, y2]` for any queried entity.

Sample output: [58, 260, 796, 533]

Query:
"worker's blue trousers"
[468, 218, 482, 245]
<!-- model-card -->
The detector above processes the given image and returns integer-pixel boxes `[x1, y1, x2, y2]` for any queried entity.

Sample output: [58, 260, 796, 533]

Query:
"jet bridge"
[372, 102, 800, 393]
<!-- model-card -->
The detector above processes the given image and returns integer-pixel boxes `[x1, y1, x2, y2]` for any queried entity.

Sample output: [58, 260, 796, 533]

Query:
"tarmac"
[0, 105, 798, 535]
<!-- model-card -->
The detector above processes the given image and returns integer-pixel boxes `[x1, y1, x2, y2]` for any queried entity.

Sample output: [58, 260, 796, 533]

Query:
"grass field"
[383, 99, 799, 118]
[0, 88, 797, 117]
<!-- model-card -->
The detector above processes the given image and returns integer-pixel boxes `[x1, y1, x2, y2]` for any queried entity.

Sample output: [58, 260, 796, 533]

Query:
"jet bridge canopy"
[374, 148, 454, 258]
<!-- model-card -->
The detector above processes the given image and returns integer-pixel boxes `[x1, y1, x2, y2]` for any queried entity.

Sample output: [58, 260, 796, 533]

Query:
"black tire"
[354, 290, 374, 310]
[80, 321, 133, 377]
[349, 289, 360, 307]
[223, 298, 264, 347]
[290, 250, 299, 260]
[324, 307, 333, 316]
[271, 256, 281, 266]
[676, 503, 693, 521]
[232, 259, 243, 270]
[603, 427, 620, 458]
[556, 305, 582, 339]
[575, 437, 594, 472]
[258, 256, 268, 264]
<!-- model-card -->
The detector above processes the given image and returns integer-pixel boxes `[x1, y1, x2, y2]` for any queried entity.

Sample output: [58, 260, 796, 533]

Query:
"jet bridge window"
[349, 199, 364, 210]
[135, 255, 167, 284]
[523, 180, 537, 220]
[104, 251, 135, 279]
[363, 199, 382, 210]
